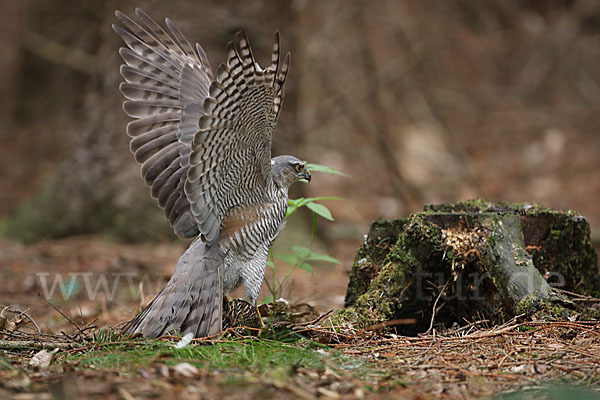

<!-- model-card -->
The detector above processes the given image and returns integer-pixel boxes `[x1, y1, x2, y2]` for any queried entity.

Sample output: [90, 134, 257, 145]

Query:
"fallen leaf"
[29, 348, 59, 368]
[510, 364, 527, 374]
[317, 387, 340, 398]
[0, 307, 7, 331]
[0, 306, 18, 332]
[172, 362, 199, 377]
[118, 387, 135, 400]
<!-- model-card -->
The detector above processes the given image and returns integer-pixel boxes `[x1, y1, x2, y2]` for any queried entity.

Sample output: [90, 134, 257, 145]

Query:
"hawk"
[113, 9, 310, 338]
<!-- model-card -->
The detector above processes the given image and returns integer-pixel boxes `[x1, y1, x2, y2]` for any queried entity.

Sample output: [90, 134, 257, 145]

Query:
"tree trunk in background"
[4, 0, 299, 243]
[5, 2, 171, 242]
[0, 1, 24, 123]
[0, 1, 27, 211]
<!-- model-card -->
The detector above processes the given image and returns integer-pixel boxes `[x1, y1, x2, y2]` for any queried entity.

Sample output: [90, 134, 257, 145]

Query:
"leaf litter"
[1, 238, 599, 399]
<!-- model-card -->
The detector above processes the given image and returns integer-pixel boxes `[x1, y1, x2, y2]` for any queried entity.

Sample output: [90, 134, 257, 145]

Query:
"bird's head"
[271, 155, 311, 189]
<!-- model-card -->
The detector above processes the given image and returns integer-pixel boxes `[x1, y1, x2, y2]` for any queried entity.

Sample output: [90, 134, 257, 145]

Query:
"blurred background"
[1, 0, 600, 321]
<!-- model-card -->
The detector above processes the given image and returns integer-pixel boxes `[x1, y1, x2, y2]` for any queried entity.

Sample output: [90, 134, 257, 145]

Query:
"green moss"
[338, 213, 509, 334]
[339, 200, 599, 334]
[516, 292, 578, 320]
[525, 213, 599, 296]
[64, 337, 328, 372]
[516, 294, 540, 315]
[60, 335, 388, 388]
[344, 218, 409, 306]
[336, 217, 432, 330]
[424, 199, 551, 214]
[335, 248, 415, 329]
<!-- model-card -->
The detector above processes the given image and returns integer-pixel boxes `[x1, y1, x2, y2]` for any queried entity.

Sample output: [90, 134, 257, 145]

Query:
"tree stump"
[334, 200, 600, 335]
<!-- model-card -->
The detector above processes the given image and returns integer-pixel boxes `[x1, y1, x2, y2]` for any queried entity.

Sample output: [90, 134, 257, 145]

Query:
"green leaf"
[287, 197, 343, 218]
[288, 198, 304, 206]
[307, 202, 334, 221]
[299, 263, 313, 273]
[286, 198, 303, 217]
[306, 251, 341, 264]
[303, 196, 344, 203]
[266, 260, 275, 271]
[292, 245, 310, 259]
[261, 294, 274, 304]
[306, 163, 350, 177]
[276, 253, 298, 265]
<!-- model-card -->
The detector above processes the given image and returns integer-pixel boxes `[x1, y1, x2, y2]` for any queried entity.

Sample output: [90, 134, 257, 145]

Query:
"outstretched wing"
[185, 31, 290, 244]
[113, 8, 213, 239]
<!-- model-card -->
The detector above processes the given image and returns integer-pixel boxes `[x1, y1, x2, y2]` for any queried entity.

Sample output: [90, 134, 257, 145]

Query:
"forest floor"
[1, 237, 600, 400]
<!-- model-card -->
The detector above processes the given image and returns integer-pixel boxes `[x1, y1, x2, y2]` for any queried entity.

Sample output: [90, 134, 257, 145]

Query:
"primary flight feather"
[113, 8, 310, 338]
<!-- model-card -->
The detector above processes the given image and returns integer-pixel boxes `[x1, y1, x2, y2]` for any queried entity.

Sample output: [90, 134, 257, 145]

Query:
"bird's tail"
[122, 240, 223, 338]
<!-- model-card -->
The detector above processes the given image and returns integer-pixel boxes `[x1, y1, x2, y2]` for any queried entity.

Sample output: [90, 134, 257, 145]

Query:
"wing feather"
[114, 9, 213, 238]
[119, 82, 179, 101]
[115, 10, 289, 243]
[185, 31, 290, 245]
[132, 126, 178, 163]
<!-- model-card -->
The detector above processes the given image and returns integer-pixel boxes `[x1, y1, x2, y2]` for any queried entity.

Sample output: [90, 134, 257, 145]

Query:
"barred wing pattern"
[113, 8, 213, 238]
[185, 31, 290, 244]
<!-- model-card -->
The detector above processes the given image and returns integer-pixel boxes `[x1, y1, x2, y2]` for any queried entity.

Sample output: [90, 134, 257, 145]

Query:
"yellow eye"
[295, 164, 303, 173]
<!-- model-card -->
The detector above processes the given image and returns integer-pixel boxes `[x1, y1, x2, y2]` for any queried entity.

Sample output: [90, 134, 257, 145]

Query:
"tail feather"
[122, 240, 223, 338]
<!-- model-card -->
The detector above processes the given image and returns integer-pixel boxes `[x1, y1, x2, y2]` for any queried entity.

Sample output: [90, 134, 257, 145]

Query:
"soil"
[1, 237, 599, 399]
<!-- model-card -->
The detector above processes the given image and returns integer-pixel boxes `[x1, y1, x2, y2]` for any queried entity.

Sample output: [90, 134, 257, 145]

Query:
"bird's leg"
[245, 281, 265, 329]
[255, 304, 265, 329]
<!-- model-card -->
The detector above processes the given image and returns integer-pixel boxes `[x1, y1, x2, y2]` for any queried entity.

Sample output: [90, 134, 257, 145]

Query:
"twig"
[556, 288, 600, 302]
[0, 306, 42, 334]
[287, 326, 356, 340]
[294, 309, 334, 328]
[439, 356, 520, 379]
[37, 293, 88, 338]
[527, 331, 533, 375]
[425, 280, 450, 335]
[329, 318, 341, 343]
[363, 318, 417, 332]
[18, 309, 42, 334]
[497, 350, 517, 368]
[0, 340, 76, 350]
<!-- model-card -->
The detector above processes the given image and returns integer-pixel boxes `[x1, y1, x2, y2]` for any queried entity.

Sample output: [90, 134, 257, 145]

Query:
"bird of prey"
[113, 9, 310, 338]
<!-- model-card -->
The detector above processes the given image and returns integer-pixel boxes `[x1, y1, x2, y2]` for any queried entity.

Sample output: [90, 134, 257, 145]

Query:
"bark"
[335, 200, 599, 334]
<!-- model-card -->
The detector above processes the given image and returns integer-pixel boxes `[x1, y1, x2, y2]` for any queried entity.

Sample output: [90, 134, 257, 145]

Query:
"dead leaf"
[0, 306, 8, 330]
[172, 362, 199, 377]
[0, 307, 26, 333]
[510, 364, 527, 374]
[118, 387, 135, 400]
[317, 387, 340, 398]
[29, 348, 59, 368]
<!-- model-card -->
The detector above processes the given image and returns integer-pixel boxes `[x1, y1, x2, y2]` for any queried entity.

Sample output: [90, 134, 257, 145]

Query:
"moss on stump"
[333, 200, 600, 334]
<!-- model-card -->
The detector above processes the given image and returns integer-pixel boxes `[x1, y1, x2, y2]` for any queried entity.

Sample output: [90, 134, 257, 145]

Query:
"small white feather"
[174, 332, 195, 348]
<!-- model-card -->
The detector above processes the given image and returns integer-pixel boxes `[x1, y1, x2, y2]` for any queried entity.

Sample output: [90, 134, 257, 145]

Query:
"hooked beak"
[303, 169, 311, 182]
